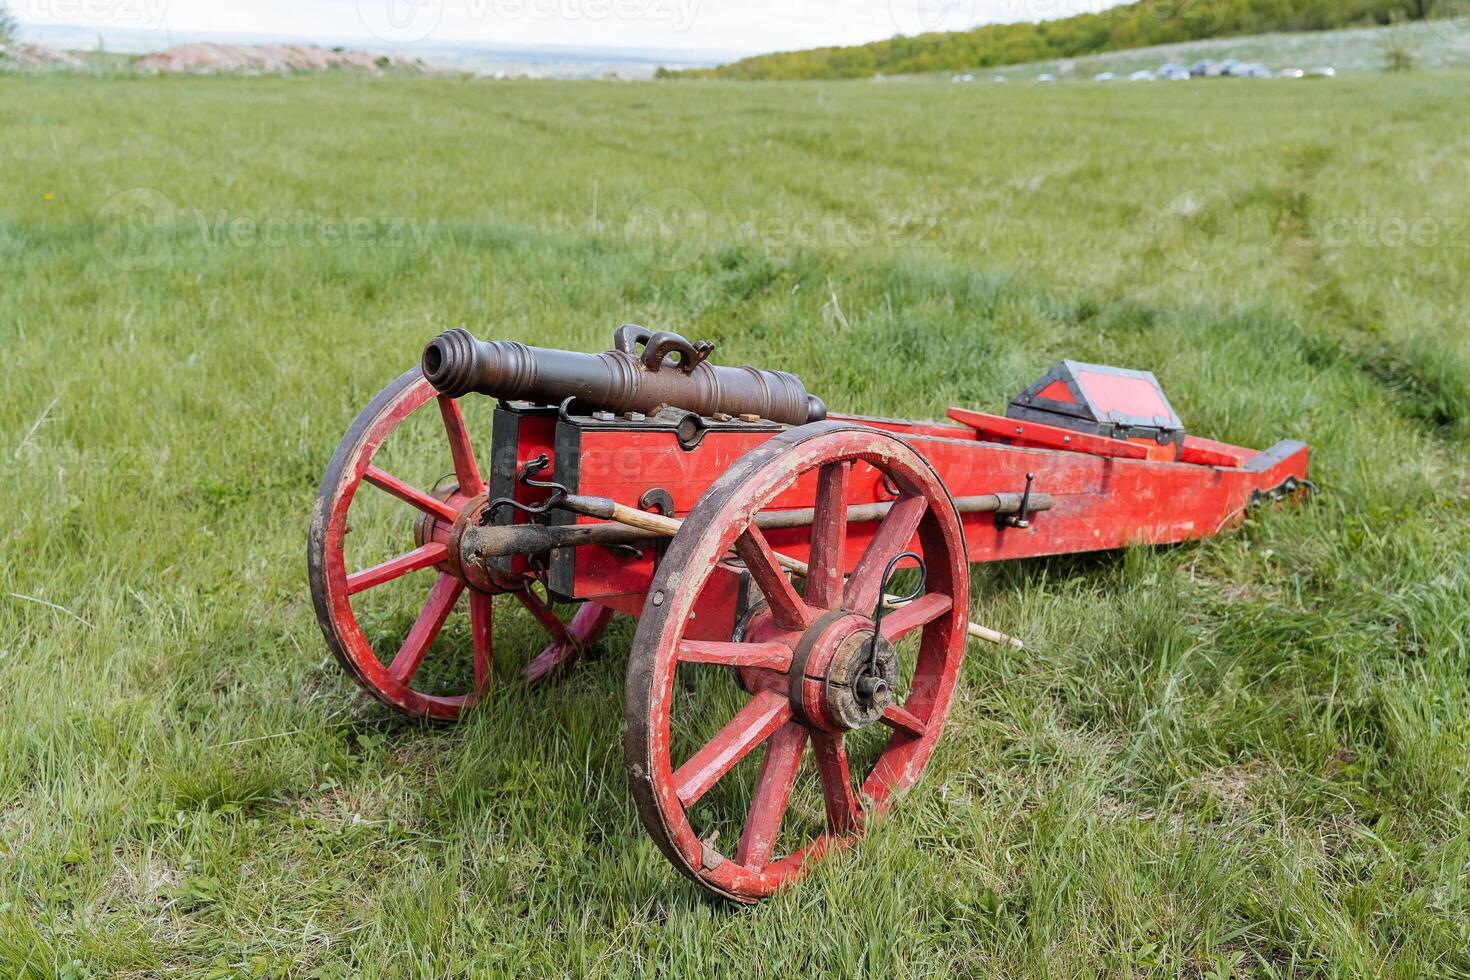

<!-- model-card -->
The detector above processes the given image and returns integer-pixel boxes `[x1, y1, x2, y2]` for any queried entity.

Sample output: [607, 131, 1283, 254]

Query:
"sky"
[14, 0, 1124, 55]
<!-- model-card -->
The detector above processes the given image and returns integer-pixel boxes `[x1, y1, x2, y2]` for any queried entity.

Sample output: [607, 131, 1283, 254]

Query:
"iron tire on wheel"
[308, 369, 613, 721]
[625, 421, 970, 902]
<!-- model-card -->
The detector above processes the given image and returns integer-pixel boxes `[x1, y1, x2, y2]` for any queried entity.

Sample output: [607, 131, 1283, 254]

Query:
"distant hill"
[971, 20, 1470, 80]
[664, 0, 1455, 80]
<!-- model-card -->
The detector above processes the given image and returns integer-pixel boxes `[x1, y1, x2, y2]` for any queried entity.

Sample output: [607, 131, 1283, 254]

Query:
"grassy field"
[2, 69, 1470, 976]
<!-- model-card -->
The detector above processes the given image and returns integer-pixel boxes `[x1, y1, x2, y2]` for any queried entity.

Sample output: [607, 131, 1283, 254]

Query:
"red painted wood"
[437, 395, 485, 496]
[736, 722, 808, 869]
[311, 375, 614, 721]
[678, 640, 794, 671]
[363, 465, 462, 524]
[879, 592, 953, 642]
[522, 602, 616, 685]
[734, 525, 813, 631]
[812, 733, 859, 835]
[388, 572, 464, 682]
[469, 591, 493, 695]
[844, 494, 927, 612]
[805, 461, 849, 610]
[1036, 379, 1076, 403]
[880, 704, 927, 739]
[346, 542, 447, 595]
[553, 419, 1305, 605]
[947, 407, 1150, 460]
[673, 689, 792, 806]
[624, 425, 971, 902]
[1181, 435, 1249, 467]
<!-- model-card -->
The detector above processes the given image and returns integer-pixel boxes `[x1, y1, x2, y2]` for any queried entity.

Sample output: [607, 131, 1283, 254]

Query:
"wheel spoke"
[805, 461, 851, 610]
[843, 493, 928, 613]
[515, 588, 573, 646]
[364, 466, 461, 524]
[879, 592, 953, 642]
[880, 703, 927, 739]
[388, 573, 465, 683]
[673, 689, 792, 807]
[678, 640, 793, 672]
[469, 591, 493, 696]
[734, 525, 813, 631]
[437, 396, 485, 496]
[812, 732, 861, 834]
[736, 722, 808, 869]
[346, 542, 448, 595]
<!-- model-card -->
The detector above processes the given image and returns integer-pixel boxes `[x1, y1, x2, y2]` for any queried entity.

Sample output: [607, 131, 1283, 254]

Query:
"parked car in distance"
[1209, 59, 1241, 77]
[1036, 73, 1056, 82]
[1309, 66, 1337, 77]
[1159, 63, 1191, 81]
[1279, 67, 1305, 78]
[951, 73, 976, 82]
[1188, 60, 1215, 76]
[1094, 71, 1115, 81]
[1129, 69, 1156, 82]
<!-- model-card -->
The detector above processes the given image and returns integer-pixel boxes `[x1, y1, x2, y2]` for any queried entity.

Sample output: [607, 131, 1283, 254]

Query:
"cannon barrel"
[422, 325, 826, 426]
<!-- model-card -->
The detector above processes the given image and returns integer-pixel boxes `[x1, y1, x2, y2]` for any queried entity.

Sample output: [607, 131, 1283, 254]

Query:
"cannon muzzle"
[423, 325, 826, 426]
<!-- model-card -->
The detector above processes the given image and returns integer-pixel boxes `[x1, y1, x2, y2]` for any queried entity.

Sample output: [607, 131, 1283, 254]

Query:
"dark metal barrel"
[422, 325, 827, 426]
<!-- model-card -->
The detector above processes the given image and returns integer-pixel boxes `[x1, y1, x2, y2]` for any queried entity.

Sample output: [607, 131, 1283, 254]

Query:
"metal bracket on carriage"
[478, 454, 569, 525]
[1249, 474, 1317, 508]
[996, 473, 1037, 530]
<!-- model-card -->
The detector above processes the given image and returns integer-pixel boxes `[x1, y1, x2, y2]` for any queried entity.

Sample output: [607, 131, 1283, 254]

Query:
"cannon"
[421, 324, 827, 426]
[309, 326, 1310, 902]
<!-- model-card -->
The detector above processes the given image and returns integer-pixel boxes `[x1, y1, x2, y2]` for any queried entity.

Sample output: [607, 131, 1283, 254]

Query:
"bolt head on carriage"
[308, 325, 1309, 902]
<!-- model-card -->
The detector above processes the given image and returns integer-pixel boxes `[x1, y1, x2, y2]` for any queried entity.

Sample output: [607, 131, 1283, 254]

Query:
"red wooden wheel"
[308, 369, 614, 720]
[625, 422, 970, 902]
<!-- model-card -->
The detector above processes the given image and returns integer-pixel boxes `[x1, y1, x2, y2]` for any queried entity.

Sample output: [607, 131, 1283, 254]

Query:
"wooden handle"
[564, 494, 1025, 649]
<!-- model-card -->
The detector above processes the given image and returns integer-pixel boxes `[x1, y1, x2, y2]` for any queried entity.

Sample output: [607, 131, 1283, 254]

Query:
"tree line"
[662, 0, 1454, 80]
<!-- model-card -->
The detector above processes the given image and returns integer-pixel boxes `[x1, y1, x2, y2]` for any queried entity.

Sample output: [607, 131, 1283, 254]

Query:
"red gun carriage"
[309, 326, 1309, 902]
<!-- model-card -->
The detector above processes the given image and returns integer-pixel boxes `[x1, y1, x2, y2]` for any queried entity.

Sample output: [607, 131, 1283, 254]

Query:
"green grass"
[2, 70, 1469, 976]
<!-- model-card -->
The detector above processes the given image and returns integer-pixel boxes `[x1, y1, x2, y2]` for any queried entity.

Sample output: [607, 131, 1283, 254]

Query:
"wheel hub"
[413, 488, 508, 592]
[781, 611, 899, 732]
[824, 631, 898, 730]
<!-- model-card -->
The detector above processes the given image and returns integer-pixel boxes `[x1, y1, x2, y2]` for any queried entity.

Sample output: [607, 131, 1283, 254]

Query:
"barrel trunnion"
[309, 325, 1310, 901]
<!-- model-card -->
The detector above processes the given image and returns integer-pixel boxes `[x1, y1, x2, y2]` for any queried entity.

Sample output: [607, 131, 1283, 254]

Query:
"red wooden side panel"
[536, 414, 1308, 607]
